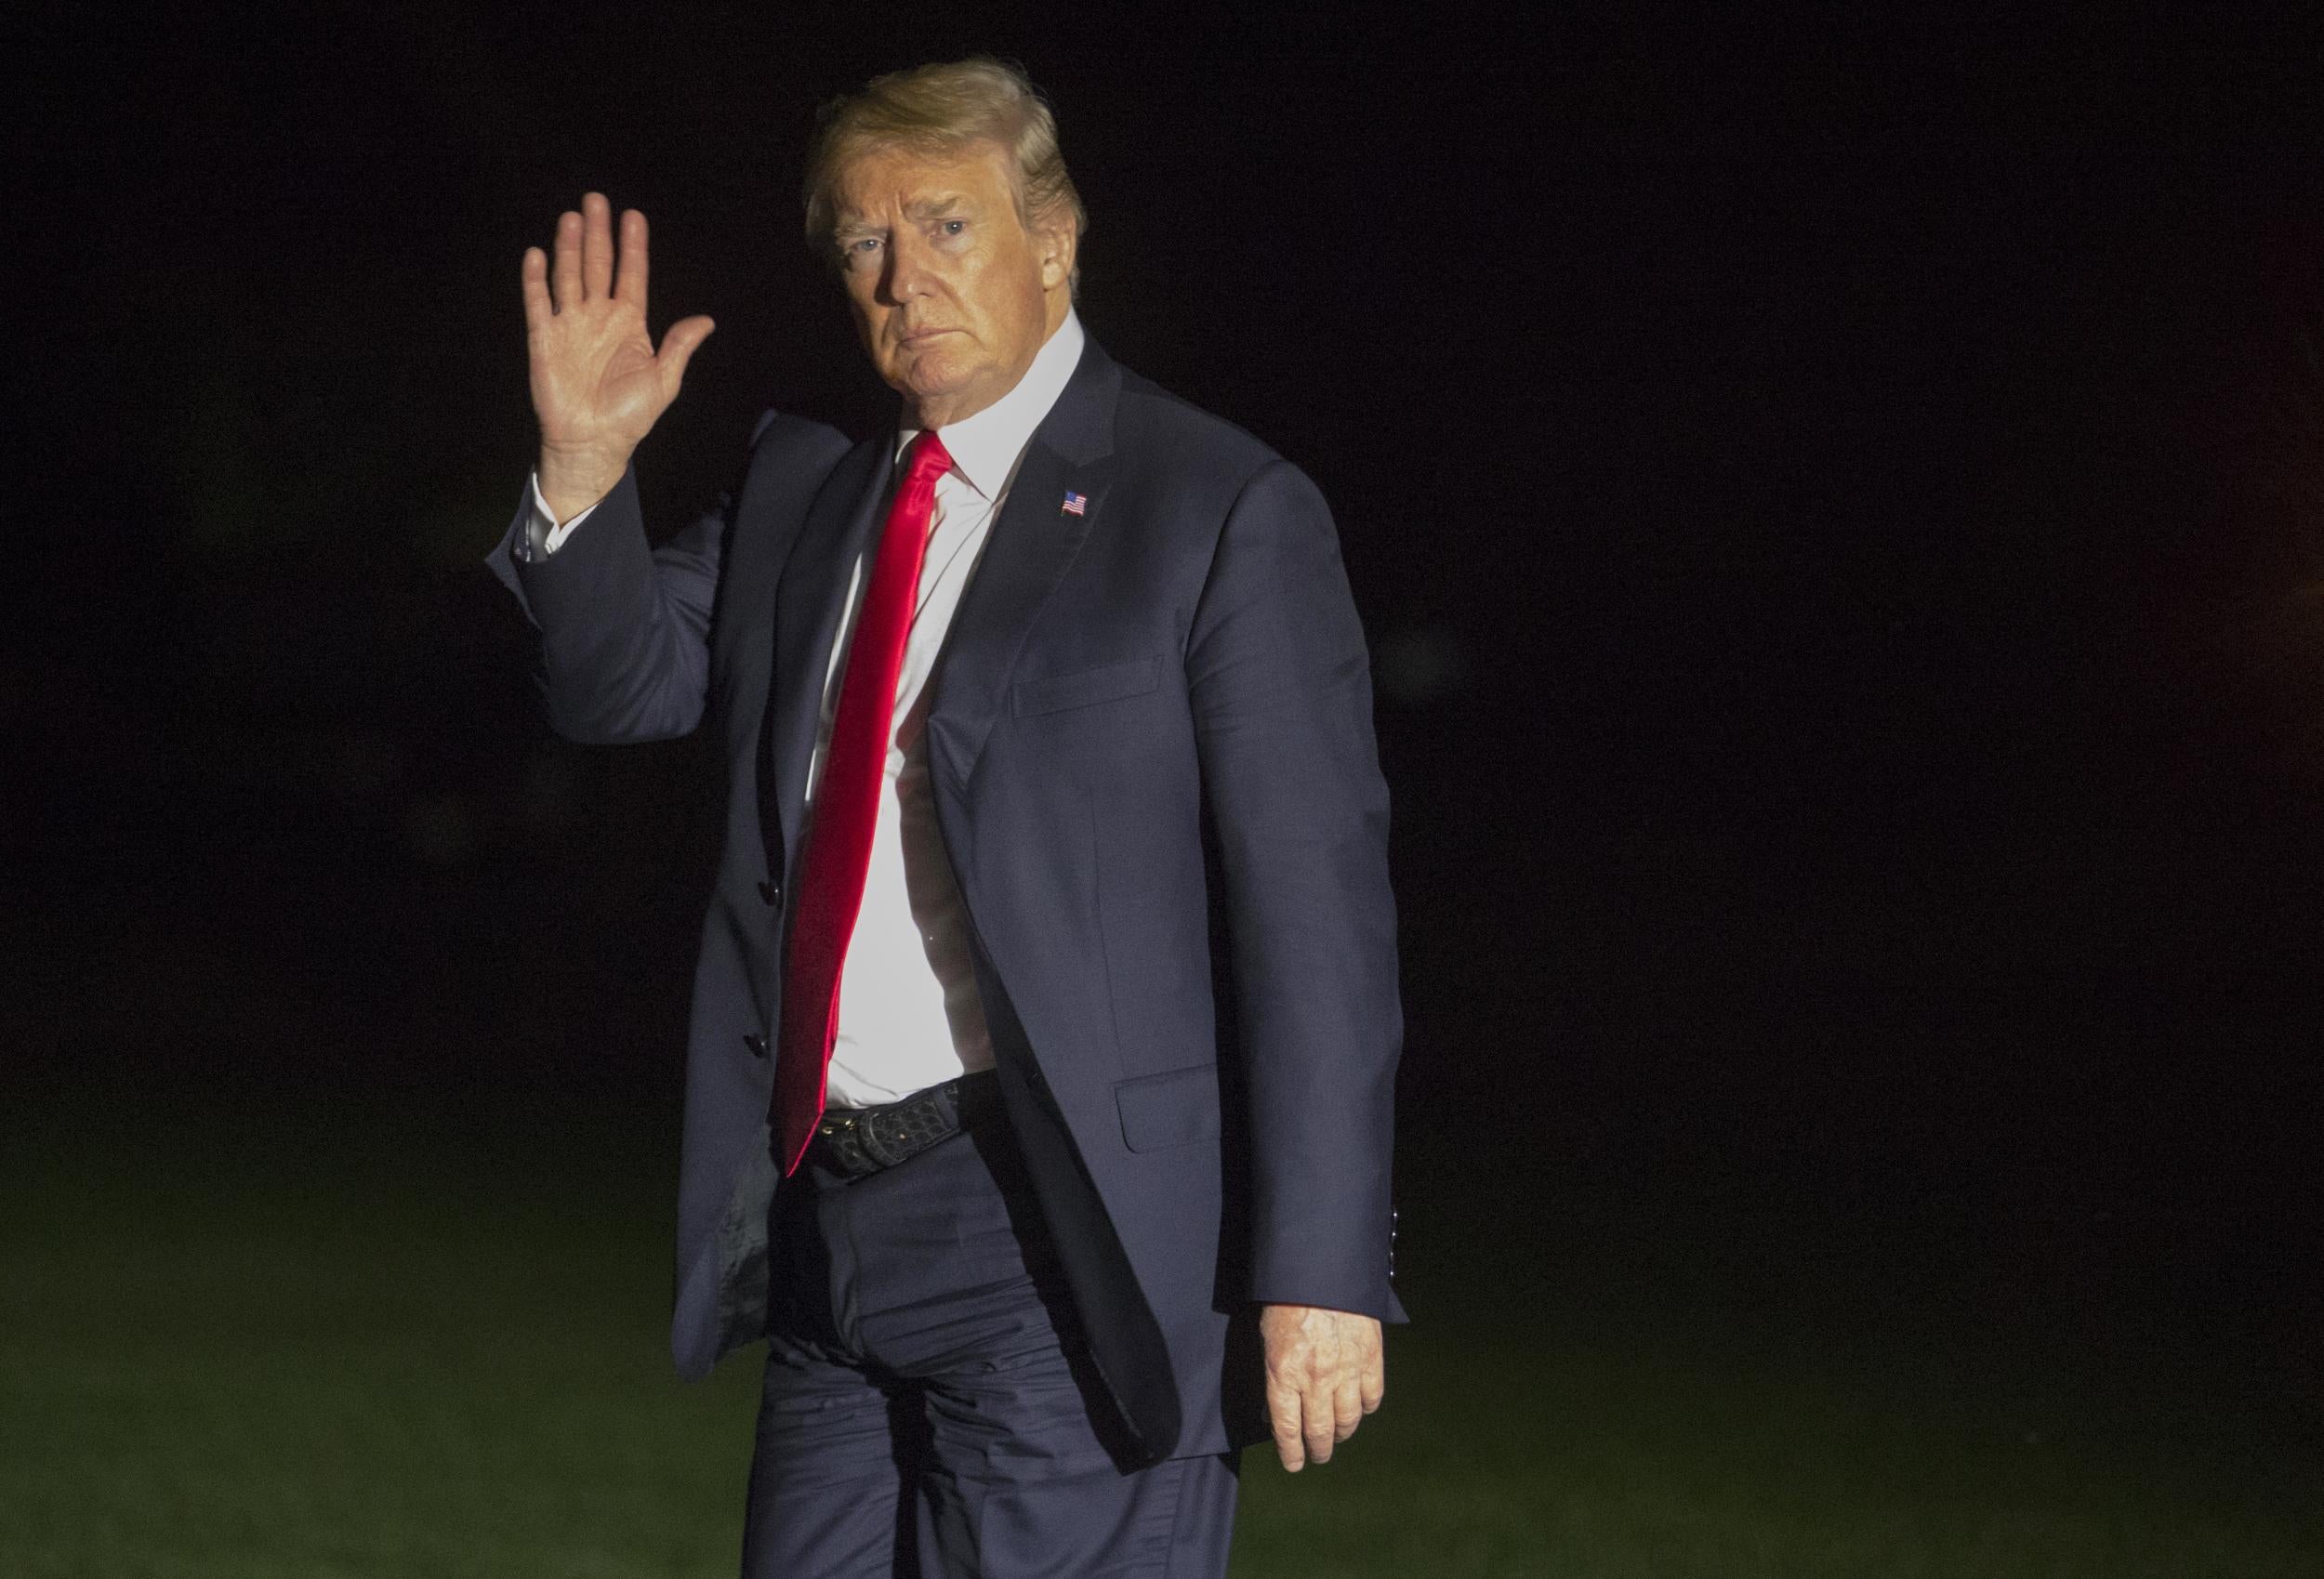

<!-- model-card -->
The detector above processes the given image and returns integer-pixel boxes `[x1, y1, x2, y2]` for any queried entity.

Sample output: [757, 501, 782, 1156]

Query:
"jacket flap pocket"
[1114, 1063, 1221, 1153]
[1012, 656, 1161, 717]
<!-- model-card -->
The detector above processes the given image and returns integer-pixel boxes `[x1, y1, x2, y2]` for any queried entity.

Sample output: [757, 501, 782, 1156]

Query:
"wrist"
[535, 442, 629, 523]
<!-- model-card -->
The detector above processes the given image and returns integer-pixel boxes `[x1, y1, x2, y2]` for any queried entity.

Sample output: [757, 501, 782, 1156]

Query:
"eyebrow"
[904, 193, 971, 221]
[837, 191, 972, 233]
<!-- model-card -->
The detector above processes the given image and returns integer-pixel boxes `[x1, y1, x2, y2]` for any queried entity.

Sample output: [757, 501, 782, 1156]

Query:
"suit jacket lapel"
[763, 437, 893, 871]
[926, 342, 1122, 799]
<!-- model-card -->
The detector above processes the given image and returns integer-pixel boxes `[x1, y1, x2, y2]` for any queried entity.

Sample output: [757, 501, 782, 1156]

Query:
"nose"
[878, 228, 934, 307]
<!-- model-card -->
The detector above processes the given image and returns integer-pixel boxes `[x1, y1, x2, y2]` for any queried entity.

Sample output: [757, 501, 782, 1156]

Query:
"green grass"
[3, 1108, 2317, 1578]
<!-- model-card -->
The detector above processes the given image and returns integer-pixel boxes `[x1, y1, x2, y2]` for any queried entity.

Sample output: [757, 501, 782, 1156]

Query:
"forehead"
[831, 141, 1016, 222]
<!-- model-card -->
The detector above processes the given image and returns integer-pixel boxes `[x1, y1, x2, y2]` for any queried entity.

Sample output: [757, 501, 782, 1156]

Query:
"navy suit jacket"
[488, 336, 1404, 1463]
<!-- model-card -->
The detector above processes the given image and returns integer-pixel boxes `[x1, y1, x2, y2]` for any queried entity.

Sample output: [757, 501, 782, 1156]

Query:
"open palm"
[522, 191, 713, 516]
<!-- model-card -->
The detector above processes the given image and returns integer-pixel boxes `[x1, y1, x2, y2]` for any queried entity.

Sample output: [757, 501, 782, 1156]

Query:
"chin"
[906, 369, 971, 401]
[880, 349, 944, 389]
[908, 350, 979, 390]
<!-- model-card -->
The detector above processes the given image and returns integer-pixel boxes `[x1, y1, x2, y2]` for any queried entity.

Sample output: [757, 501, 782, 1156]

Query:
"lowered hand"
[1260, 1303, 1384, 1471]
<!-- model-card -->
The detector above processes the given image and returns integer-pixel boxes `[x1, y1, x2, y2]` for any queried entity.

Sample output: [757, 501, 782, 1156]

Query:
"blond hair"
[802, 58, 1086, 284]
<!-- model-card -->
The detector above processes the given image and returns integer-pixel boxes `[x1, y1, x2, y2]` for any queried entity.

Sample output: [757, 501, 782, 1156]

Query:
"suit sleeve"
[483, 412, 842, 745]
[1185, 458, 1405, 1322]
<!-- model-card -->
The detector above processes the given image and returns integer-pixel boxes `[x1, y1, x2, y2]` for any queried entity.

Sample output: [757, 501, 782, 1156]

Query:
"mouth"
[898, 326, 960, 346]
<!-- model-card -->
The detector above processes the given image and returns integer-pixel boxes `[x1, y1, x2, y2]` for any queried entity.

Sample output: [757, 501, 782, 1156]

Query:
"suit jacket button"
[758, 881, 781, 907]
[744, 1033, 768, 1059]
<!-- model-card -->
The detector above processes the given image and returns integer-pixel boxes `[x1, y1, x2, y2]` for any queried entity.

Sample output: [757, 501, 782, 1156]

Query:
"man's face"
[831, 141, 1074, 429]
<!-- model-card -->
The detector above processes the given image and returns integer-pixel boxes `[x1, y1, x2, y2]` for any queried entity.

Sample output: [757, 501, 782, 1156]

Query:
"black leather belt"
[808, 1071, 999, 1179]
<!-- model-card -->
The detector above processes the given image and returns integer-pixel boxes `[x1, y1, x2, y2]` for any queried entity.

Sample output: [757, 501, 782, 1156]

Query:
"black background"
[10, 5, 2324, 1392]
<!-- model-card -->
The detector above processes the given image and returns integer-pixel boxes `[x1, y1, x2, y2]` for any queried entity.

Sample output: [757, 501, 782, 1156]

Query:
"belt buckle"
[816, 1110, 877, 1178]
[815, 1083, 963, 1177]
[859, 1108, 913, 1169]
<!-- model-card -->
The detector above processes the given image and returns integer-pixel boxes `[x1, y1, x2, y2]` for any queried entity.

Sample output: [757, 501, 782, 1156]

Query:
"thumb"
[657, 314, 717, 388]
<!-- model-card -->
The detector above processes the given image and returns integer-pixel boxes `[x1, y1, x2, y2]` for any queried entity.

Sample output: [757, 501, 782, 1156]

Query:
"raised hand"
[521, 191, 716, 521]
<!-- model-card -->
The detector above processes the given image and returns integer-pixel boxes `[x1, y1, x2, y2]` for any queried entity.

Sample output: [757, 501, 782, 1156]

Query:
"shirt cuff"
[524, 471, 603, 559]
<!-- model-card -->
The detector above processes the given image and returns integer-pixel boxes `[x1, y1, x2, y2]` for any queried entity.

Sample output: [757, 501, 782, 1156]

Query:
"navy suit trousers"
[741, 1103, 1240, 1577]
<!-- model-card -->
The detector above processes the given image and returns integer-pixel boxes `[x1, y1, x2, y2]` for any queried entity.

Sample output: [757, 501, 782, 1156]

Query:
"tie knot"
[904, 430, 954, 488]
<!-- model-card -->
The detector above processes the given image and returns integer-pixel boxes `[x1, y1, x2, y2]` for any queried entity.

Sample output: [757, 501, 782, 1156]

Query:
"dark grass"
[5, 1075, 2319, 1579]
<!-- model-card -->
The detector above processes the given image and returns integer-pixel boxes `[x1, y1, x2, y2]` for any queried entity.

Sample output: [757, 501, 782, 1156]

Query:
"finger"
[615, 208, 648, 304]
[1301, 1385, 1336, 1465]
[582, 191, 614, 301]
[1268, 1378, 1306, 1472]
[656, 315, 717, 390]
[1360, 1352, 1385, 1415]
[1332, 1375, 1364, 1442]
[551, 209, 583, 313]
[521, 246, 551, 336]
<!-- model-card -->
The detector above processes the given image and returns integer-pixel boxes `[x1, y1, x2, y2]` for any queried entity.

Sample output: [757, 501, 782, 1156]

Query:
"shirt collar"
[895, 309, 1086, 500]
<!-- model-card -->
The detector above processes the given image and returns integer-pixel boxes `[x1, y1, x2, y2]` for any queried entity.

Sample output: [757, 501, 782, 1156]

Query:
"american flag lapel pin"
[1061, 490, 1088, 516]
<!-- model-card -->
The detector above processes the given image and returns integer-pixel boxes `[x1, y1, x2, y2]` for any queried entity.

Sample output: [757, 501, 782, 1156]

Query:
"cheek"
[846, 295, 891, 353]
[961, 252, 1017, 319]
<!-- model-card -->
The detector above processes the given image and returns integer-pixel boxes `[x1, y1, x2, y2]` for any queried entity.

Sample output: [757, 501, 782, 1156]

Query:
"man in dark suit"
[488, 58, 1402, 1578]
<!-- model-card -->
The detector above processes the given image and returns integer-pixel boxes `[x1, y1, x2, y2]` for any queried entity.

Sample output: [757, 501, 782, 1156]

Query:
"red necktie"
[772, 430, 955, 1176]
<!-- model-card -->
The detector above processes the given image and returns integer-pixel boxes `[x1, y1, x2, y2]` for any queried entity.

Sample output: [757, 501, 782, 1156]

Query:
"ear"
[1035, 212, 1077, 294]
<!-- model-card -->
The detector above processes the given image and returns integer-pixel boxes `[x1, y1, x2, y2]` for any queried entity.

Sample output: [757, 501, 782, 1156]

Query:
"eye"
[940, 219, 967, 237]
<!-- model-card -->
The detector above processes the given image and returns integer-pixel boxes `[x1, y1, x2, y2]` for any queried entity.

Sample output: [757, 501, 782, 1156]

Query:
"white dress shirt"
[527, 310, 1088, 1106]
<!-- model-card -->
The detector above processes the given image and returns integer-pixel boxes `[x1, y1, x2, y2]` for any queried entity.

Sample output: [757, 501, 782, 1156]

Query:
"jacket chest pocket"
[1012, 656, 1162, 717]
